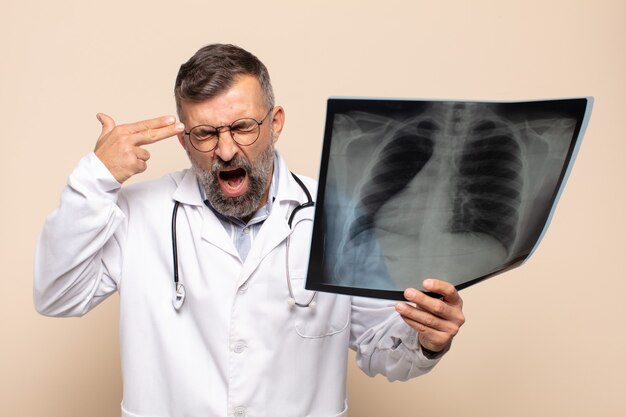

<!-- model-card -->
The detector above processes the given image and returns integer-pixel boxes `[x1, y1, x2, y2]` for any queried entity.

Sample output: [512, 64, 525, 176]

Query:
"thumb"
[96, 112, 116, 137]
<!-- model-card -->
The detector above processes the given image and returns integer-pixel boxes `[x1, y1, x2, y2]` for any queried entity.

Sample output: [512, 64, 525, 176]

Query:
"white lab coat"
[34, 151, 442, 417]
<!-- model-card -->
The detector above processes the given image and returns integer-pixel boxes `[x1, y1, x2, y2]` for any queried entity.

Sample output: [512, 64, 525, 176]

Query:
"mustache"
[211, 154, 252, 173]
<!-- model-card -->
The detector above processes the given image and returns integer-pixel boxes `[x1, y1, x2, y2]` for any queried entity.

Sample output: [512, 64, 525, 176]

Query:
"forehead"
[181, 75, 266, 126]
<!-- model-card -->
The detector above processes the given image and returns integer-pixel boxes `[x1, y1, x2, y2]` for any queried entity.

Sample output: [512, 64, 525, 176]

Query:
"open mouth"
[218, 168, 248, 194]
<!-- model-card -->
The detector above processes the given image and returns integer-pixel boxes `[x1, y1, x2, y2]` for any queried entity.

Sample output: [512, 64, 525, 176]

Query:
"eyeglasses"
[184, 108, 273, 153]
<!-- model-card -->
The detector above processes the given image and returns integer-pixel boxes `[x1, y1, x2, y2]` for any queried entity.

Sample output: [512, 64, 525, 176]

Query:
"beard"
[190, 141, 275, 219]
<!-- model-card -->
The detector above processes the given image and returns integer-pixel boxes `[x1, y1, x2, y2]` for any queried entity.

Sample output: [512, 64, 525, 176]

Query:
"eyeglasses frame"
[183, 107, 274, 153]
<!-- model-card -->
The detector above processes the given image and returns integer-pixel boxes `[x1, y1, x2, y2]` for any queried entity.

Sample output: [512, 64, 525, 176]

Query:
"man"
[35, 44, 465, 417]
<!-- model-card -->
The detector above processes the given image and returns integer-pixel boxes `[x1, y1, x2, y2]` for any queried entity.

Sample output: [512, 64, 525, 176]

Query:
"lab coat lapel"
[199, 212, 238, 258]
[237, 207, 290, 285]
[172, 169, 238, 258]
[237, 153, 307, 286]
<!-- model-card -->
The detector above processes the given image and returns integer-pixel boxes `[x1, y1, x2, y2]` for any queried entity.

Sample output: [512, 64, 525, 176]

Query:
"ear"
[270, 106, 285, 144]
[176, 108, 188, 149]
[177, 131, 186, 148]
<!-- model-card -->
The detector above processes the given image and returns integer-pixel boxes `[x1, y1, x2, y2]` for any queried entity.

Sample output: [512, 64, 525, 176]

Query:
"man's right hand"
[94, 113, 185, 183]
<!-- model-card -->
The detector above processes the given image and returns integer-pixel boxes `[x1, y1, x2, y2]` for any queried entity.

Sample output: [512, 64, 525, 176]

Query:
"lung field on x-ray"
[450, 119, 523, 254]
[327, 102, 575, 290]
[348, 120, 437, 242]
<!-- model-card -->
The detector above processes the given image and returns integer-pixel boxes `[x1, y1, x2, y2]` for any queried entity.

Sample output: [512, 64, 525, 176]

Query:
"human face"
[177, 75, 285, 219]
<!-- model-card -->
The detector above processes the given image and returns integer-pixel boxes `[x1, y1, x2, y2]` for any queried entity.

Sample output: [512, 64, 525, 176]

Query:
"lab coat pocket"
[289, 274, 350, 338]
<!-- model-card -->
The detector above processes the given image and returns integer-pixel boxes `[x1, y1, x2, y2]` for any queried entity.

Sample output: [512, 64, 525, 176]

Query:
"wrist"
[420, 343, 445, 359]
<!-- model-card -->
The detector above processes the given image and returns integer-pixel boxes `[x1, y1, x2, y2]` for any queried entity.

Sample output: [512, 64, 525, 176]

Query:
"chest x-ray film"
[305, 97, 593, 300]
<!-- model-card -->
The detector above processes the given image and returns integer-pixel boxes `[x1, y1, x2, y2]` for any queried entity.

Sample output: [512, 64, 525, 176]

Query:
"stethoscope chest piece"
[172, 283, 186, 311]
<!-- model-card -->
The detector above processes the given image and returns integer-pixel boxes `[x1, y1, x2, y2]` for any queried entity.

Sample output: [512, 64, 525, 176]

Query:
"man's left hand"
[395, 278, 465, 354]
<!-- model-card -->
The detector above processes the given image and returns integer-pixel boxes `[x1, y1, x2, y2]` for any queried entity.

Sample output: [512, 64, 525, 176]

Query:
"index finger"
[422, 278, 463, 307]
[132, 121, 185, 145]
[121, 115, 178, 134]
[126, 116, 185, 145]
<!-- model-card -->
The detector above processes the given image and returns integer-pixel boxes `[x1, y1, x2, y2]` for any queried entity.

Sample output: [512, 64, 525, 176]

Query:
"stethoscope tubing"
[171, 173, 315, 310]
[172, 200, 181, 288]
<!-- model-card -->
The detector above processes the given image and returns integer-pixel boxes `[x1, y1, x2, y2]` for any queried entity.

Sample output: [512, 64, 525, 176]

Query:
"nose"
[213, 128, 239, 162]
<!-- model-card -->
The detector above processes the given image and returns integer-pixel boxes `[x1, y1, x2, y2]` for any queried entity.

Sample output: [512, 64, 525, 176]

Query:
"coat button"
[233, 341, 247, 354]
[234, 406, 246, 417]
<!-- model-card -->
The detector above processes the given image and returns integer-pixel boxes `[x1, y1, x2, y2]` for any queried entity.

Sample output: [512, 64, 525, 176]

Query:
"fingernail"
[175, 123, 185, 131]
[423, 279, 433, 289]
[395, 303, 406, 312]
[165, 116, 175, 124]
[405, 288, 416, 299]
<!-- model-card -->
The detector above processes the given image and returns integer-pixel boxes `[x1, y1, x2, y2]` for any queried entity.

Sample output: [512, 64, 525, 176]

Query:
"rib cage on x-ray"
[329, 102, 577, 289]
[450, 119, 523, 254]
[348, 120, 436, 242]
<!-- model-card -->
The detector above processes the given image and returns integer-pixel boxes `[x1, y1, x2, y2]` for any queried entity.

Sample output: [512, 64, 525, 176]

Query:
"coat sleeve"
[34, 153, 126, 317]
[349, 296, 449, 381]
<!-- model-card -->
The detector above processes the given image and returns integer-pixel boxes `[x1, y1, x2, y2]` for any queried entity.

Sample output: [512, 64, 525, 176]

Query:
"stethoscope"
[171, 173, 317, 311]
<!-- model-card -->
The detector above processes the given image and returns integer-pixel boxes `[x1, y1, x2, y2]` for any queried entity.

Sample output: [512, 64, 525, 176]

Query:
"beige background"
[1, 0, 624, 416]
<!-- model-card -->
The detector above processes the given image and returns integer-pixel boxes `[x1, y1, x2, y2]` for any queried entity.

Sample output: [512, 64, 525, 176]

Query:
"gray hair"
[174, 44, 275, 120]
